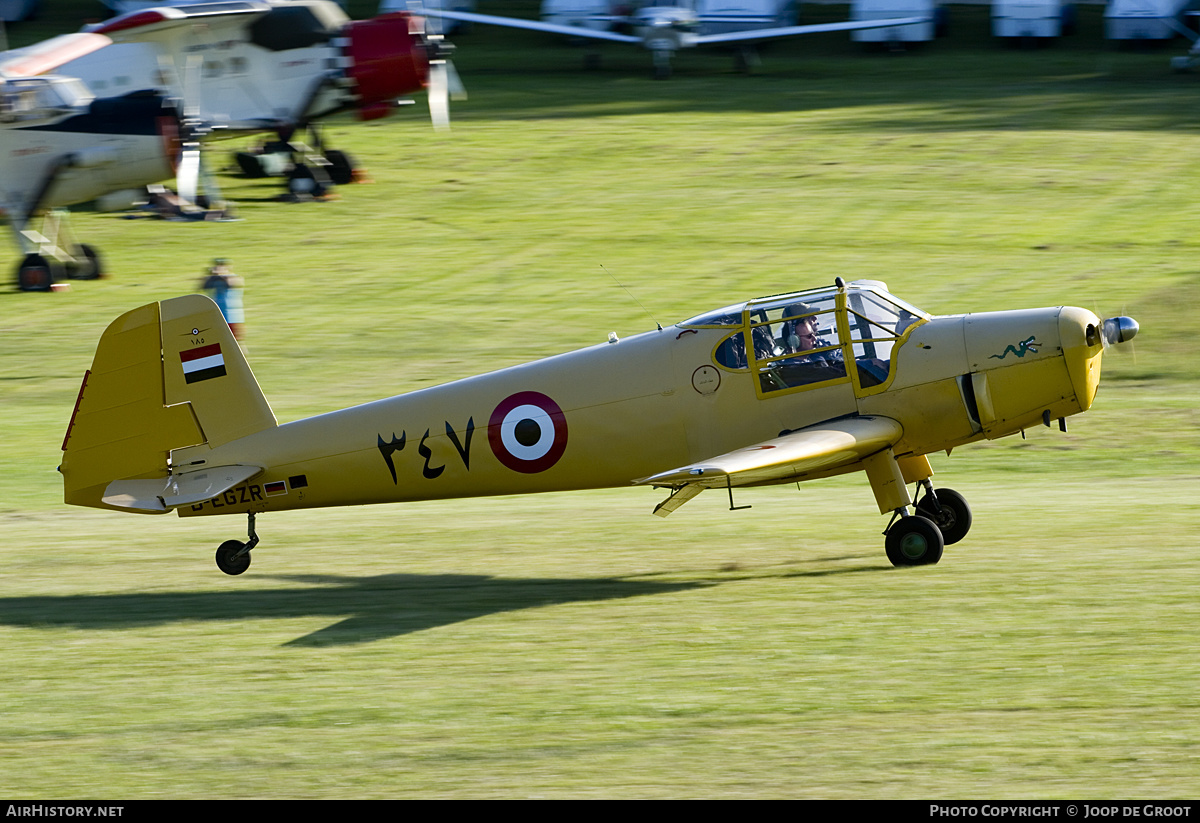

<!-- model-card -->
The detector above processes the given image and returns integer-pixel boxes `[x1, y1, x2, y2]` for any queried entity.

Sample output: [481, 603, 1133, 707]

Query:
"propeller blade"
[428, 58, 450, 131]
[177, 144, 201, 205]
[447, 58, 467, 101]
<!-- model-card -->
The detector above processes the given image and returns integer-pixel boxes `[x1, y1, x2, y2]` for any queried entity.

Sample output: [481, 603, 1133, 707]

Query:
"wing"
[692, 16, 931, 45]
[88, 2, 271, 44]
[0, 33, 113, 77]
[635, 415, 903, 515]
[417, 9, 643, 44]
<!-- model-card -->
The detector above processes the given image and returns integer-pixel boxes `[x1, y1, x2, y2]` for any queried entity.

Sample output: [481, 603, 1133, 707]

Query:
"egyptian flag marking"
[264, 481, 288, 497]
[180, 343, 226, 384]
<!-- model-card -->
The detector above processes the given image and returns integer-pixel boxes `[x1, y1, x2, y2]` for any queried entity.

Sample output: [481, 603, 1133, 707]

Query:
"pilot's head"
[783, 304, 820, 352]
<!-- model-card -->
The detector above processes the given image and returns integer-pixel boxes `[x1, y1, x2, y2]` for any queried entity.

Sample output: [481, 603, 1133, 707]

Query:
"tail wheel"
[915, 487, 972, 545]
[216, 540, 252, 576]
[885, 515, 944, 567]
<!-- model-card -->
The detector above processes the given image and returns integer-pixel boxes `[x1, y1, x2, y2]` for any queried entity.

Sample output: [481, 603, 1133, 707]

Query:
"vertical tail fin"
[61, 295, 276, 512]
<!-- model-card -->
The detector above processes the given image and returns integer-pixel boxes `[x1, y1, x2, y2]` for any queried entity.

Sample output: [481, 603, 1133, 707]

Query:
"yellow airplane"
[60, 278, 1137, 574]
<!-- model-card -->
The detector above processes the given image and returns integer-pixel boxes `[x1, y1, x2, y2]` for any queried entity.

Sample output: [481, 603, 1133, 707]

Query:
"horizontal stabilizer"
[102, 464, 263, 512]
[636, 415, 903, 490]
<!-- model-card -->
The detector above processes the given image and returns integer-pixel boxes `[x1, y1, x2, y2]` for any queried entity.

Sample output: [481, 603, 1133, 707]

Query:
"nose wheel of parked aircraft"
[215, 513, 260, 575]
[914, 486, 972, 546]
[885, 514, 944, 567]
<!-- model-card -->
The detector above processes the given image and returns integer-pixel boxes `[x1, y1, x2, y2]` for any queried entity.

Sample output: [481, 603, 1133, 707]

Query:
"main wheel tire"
[286, 164, 322, 198]
[67, 244, 102, 280]
[915, 487, 972, 545]
[216, 540, 252, 575]
[323, 149, 356, 186]
[885, 515, 944, 567]
[235, 151, 268, 178]
[16, 253, 61, 292]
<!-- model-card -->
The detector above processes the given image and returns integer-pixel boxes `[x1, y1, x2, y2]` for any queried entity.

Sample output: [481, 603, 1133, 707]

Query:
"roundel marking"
[692, 365, 720, 395]
[488, 391, 569, 474]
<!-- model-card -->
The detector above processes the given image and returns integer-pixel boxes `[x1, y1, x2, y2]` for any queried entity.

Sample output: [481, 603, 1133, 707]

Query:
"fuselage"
[62, 2, 431, 129]
[1, 82, 177, 219]
[178, 282, 1107, 517]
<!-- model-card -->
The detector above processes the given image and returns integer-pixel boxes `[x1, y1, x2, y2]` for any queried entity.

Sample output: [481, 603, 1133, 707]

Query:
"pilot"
[782, 304, 839, 362]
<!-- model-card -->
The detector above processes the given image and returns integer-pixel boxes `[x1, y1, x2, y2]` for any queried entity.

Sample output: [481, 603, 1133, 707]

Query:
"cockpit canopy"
[680, 280, 929, 394]
[0, 76, 94, 122]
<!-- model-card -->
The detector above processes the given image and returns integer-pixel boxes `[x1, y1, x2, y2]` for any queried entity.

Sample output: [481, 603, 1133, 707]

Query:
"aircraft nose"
[340, 13, 431, 120]
[1059, 307, 1105, 413]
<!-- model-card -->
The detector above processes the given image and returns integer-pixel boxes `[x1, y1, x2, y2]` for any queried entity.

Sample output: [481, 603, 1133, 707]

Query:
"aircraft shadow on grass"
[0, 559, 885, 646]
[0, 572, 709, 647]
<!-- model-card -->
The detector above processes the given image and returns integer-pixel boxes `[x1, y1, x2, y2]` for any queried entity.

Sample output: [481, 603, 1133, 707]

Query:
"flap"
[636, 415, 903, 489]
[102, 464, 263, 512]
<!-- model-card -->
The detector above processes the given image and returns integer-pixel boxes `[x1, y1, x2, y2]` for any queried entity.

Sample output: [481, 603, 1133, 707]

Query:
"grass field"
[1, 1, 1199, 798]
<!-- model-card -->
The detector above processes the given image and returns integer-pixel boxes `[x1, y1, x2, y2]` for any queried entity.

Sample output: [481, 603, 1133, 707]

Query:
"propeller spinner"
[1101, 315, 1139, 348]
[339, 11, 465, 130]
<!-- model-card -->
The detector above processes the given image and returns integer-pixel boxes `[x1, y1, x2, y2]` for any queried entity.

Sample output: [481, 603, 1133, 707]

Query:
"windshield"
[680, 302, 745, 328]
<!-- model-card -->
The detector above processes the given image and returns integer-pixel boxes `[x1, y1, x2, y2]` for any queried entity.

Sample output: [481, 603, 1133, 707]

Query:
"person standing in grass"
[200, 258, 246, 341]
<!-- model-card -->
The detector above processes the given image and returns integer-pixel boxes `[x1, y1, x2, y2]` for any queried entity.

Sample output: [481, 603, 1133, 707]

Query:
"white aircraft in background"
[61, 0, 462, 198]
[1, 33, 182, 290]
[398, 0, 930, 78]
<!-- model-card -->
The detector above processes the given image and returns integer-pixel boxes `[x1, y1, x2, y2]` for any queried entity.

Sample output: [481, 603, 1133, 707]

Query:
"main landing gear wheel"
[915, 487, 972, 546]
[67, 244, 102, 281]
[323, 150, 356, 186]
[16, 253, 61, 292]
[215, 540, 252, 575]
[885, 515, 944, 567]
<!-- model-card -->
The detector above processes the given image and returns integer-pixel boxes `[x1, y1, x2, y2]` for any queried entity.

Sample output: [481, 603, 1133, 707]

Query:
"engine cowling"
[338, 12, 431, 119]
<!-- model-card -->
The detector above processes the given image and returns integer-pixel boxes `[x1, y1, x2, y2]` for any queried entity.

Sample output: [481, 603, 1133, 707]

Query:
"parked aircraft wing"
[635, 415, 903, 491]
[0, 33, 112, 77]
[692, 16, 932, 45]
[89, 2, 272, 46]
[417, 9, 643, 43]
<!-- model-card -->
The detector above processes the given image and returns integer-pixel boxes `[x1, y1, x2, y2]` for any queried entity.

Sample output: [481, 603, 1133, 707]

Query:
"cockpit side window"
[749, 296, 846, 392]
[714, 331, 749, 370]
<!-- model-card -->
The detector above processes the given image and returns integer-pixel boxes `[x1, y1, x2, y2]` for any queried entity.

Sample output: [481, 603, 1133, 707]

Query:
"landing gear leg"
[733, 45, 761, 74]
[215, 512, 260, 576]
[652, 49, 673, 80]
